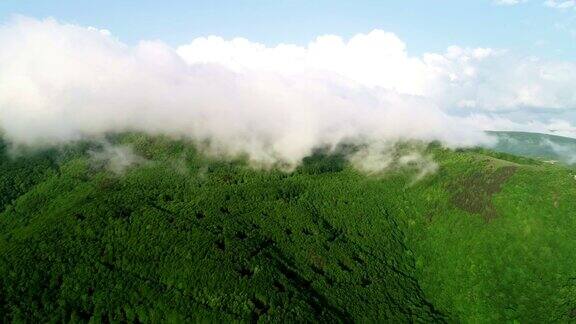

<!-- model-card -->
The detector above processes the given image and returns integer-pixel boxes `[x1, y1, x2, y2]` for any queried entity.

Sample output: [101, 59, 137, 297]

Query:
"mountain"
[488, 131, 576, 164]
[1, 133, 576, 322]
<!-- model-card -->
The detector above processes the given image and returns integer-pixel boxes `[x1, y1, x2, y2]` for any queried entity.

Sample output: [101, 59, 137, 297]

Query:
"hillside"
[1, 133, 576, 322]
[489, 131, 576, 164]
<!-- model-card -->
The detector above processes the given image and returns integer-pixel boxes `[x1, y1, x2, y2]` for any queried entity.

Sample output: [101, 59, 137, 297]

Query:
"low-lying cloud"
[89, 143, 147, 174]
[0, 16, 575, 169]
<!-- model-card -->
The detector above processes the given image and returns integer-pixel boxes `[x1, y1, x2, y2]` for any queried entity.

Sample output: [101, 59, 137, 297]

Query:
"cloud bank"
[0, 16, 575, 168]
[178, 33, 576, 112]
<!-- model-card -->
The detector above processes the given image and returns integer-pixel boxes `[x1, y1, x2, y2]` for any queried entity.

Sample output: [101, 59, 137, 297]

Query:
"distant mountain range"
[488, 131, 576, 165]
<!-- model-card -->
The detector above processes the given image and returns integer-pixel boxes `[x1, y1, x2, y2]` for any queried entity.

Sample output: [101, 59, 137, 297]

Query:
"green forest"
[1, 132, 576, 322]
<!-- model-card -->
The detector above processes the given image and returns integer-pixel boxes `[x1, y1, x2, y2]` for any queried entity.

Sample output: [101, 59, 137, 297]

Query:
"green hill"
[489, 131, 576, 164]
[1, 133, 576, 322]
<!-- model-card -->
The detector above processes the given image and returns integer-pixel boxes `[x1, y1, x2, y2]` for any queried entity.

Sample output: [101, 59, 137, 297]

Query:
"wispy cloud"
[544, 0, 576, 9]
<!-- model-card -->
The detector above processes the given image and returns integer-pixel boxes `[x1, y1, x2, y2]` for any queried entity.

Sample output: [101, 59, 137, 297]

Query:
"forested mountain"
[489, 131, 576, 165]
[1, 133, 576, 322]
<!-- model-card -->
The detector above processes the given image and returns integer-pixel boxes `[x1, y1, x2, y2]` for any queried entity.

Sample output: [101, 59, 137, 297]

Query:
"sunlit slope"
[0, 134, 575, 322]
[400, 147, 576, 322]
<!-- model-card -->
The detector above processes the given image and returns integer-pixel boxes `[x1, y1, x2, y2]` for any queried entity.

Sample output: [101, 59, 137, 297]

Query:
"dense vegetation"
[1, 132, 575, 322]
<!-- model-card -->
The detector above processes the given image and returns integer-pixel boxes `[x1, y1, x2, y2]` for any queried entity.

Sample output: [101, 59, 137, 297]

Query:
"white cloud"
[178, 33, 576, 111]
[0, 16, 575, 169]
[544, 0, 576, 9]
[87, 26, 111, 36]
[177, 31, 430, 96]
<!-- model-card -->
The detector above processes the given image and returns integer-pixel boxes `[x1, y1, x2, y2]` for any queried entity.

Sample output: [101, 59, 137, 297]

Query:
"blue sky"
[1, 0, 575, 59]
